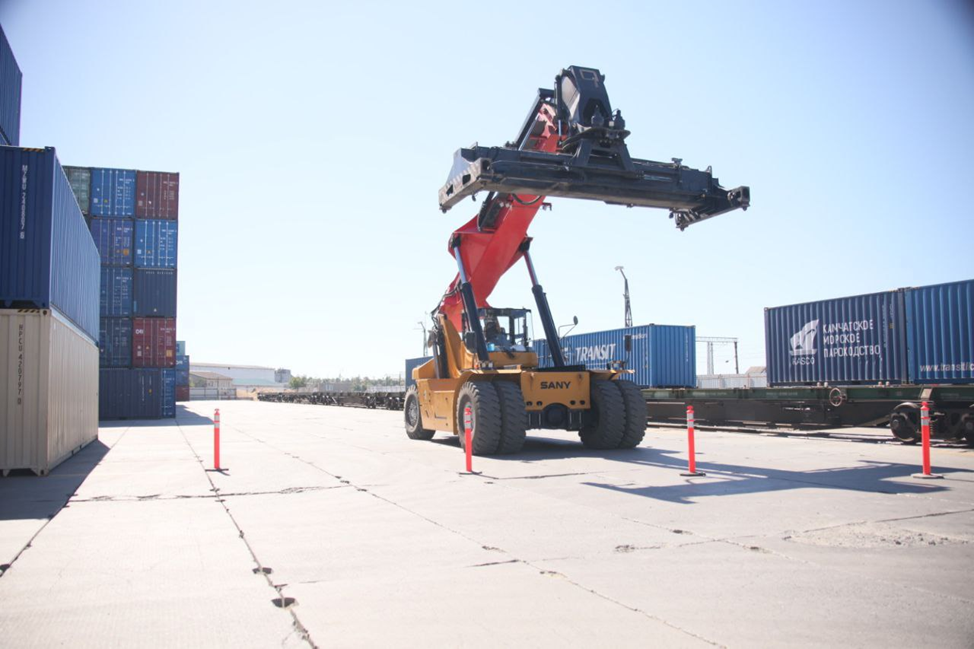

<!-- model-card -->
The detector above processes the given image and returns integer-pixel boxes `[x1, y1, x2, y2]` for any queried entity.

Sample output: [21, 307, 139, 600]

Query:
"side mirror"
[573, 316, 579, 325]
[624, 334, 632, 353]
[463, 331, 479, 351]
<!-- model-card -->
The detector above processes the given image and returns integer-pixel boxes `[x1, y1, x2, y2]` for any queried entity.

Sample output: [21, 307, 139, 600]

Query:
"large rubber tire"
[579, 380, 626, 449]
[614, 380, 647, 449]
[404, 386, 434, 440]
[494, 381, 528, 454]
[456, 382, 502, 456]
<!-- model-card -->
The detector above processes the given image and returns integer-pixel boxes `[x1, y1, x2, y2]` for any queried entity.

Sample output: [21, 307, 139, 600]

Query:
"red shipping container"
[135, 171, 179, 219]
[132, 317, 176, 367]
[175, 385, 190, 402]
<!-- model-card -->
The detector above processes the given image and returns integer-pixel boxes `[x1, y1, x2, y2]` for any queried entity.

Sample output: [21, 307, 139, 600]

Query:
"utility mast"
[615, 266, 632, 328]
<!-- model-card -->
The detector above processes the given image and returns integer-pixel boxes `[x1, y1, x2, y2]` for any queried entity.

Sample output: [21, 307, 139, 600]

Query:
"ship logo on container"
[789, 320, 818, 358]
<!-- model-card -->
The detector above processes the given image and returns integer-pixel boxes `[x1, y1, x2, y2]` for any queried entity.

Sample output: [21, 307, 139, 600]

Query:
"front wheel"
[456, 382, 502, 456]
[404, 386, 434, 440]
[614, 379, 647, 449]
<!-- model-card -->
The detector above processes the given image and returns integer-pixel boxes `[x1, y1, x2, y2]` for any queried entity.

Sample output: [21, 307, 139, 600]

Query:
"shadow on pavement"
[174, 406, 216, 426]
[430, 433, 971, 502]
[0, 439, 111, 521]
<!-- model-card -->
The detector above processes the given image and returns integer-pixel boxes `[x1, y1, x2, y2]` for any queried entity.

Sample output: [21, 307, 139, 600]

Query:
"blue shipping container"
[100, 267, 133, 317]
[405, 356, 432, 389]
[133, 269, 177, 317]
[0, 146, 100, 341]
[99, 368, 162, 420]
[0, 25, 22, 147]
[90, 167, 136, 217]
[905, 279, 974, 385]
[534, 324, 696, 388]
[161, 369, 176, 417]
[135, 220, 178, 268]
[175, 354, 189, 385]
[765, 291, 906, 387]
[99, 317, 132, 367]
[89, 217, 133, 266]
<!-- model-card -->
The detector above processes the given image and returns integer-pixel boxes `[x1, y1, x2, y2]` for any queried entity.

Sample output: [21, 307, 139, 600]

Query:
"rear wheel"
[494, 381, 527, 454]
[404, 386, 434, 440]
[456, 382, 502, 456]
[579, 380, 626, 449]
[614, 380, 647, 449]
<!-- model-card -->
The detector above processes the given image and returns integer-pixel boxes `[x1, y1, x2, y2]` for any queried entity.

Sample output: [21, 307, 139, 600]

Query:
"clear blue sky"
[3, 1, 973, 378]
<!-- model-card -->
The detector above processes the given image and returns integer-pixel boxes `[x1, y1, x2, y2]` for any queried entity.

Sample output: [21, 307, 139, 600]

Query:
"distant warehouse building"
[191, 363, 279, 385]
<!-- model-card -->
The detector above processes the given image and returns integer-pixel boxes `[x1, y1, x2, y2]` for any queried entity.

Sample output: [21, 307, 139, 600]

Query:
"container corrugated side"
[99, 318, 132, 367]
[89, 218, 133, 266]
[175, 385, 190, 402]
[161, 369, 176, 417]
[136, 171, 179, 219]
[535, 324, 696, 388]
[63, 166, 91, 214]
[132, 317, 176, 367]
[0, 308, 99, 475]
[0, 26, 22, 147]
[90, 167, 136, 217]
[134, 220, 178, 268]
[0, 147, 100, 342]
[133, 269, 177, 317]
[905, 279, 974, 385]
[765, 291, 906, 386]
[99, 369, 162, 419]
[100, 267, 133, 317]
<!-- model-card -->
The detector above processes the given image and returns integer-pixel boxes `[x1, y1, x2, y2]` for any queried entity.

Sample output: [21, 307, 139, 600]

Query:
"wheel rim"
[406, 397, 419, 428]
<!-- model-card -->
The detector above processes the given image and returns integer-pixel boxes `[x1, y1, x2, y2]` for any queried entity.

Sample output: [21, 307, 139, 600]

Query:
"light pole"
[615, 266, 632, 328]
[416, 320, 427, 356]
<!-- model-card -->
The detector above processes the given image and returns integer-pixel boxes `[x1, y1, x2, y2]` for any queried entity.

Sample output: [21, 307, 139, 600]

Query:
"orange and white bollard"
[680, 405, 705, 477]
[213, 408, 221, 471]
[463, 405, 473, 473]
[913, 401, 943, 479]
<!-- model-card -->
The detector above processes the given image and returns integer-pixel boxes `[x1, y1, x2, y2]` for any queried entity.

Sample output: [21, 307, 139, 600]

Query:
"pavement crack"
[175, 421, 317, 649]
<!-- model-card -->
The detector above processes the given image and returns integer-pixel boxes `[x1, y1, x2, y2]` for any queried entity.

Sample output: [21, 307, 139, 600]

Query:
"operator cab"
[478, 308, 533, 353]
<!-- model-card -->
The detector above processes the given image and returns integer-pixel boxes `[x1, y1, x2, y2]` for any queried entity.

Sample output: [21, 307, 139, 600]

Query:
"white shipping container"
[0, 308, 98, 475]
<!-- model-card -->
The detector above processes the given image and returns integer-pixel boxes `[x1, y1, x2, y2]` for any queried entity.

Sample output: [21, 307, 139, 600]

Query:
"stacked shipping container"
[0, 25, 21, 146]
[67, 164, 181, 419]
[1, 146, 99, 474]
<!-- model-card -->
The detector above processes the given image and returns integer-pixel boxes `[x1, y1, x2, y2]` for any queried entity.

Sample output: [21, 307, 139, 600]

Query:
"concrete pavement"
[1, 400, 973, 647]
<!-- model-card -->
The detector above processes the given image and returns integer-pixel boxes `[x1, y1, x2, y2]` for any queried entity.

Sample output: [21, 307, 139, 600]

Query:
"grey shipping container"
[765, 291, 906, 386]
[63, 166, 91, 214]
[0, 147, 100, 342]
[0, 308, 99, 475]
[99, 368, 162, 420]
[99, 317, 132, 367]
[904, 279, 974, 385]
[133, 269, 177, 317]
[405, 356, 432, 389]
[100, 267, 133, 317]
[535, 324, 696, 388]
[0, 25, 22, 147]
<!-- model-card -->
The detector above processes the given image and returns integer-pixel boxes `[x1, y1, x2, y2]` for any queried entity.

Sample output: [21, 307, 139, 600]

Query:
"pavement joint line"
[0, 425, 132, 581]
[175, 419, 317, 649]
[226, 422, 727, 648]
[67, 484, 352, 503]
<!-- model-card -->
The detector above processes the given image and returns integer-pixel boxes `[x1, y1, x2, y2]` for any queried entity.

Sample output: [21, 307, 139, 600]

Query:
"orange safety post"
[680, 405, 706, 477]
[913, 401, 943, 479]
[214, 408, 221, 471]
